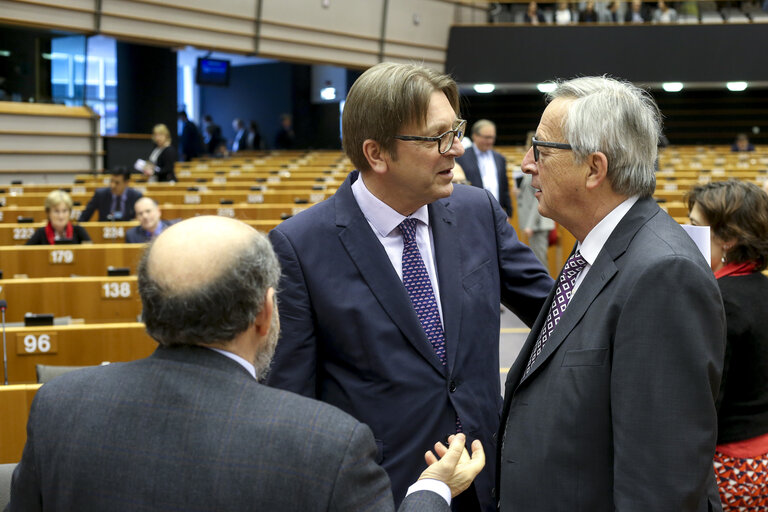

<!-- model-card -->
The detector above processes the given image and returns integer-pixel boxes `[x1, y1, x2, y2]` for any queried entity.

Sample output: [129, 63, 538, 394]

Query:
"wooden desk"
[0, 384, 41, 463]
[0, 222, 136, 245]
[0, 244, 144, 277]
[0, 276, 141, 323]
[2, 322, 155, 384]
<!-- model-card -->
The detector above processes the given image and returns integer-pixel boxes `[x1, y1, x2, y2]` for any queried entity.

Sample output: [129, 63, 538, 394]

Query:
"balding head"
[138, 216, 280, 348]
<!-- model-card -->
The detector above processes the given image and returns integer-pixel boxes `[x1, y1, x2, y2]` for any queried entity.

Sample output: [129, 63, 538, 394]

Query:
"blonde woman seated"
[26, 190, 92, 245]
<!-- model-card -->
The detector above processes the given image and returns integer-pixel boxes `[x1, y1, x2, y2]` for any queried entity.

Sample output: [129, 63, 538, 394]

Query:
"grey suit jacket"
[8, 345, 450, 512]
[456, 146, 513, 217]
[498, 197, 726, 511]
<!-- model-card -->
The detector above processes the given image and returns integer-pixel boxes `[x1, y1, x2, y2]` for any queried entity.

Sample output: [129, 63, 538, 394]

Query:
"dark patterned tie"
[399, 218, 447, 364]
[399, 218, 462, 432]
[524, 250, 587, 376]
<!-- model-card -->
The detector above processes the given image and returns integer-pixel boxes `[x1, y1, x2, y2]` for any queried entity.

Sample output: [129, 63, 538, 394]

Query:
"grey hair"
[138, 230, 280, 347]
[471, 119, 496, 136]
[547, 76, 661, 197]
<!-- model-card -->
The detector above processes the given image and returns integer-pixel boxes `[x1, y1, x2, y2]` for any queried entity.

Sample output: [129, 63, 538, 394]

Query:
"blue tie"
[399, 218, 462, 433]
[399, 218, 447, 364]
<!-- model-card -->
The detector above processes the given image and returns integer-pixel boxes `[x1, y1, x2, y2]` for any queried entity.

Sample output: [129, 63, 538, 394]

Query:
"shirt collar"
[207, 347, 257, 379]
[351, 173, 430, 237]
[578, 196, 639, 265]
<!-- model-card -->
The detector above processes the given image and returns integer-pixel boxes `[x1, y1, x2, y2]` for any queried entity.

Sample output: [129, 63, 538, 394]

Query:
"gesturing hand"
[418, 433, 486, 498]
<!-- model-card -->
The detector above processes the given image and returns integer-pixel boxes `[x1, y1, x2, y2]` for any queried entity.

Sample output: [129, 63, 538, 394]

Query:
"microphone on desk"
[1, 299, 8, 385]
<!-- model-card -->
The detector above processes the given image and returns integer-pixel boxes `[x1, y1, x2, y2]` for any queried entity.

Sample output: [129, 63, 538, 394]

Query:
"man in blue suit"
[456, 120, 513, 217]
[78, 168, 142, 222]
[266, 62, 553, 512]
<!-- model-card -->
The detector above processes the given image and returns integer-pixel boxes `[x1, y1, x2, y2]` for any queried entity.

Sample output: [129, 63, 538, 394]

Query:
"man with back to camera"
[456, 119, 513, 217]
[497, 76, 726, 511]
[266, 62, 554, 512]
[125, 197, 176, 243]
[8, 215, 486, 511]
[78, 168, 142, 222]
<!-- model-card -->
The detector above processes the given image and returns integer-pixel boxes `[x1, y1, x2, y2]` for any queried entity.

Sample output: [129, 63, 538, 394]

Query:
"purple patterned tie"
[399, 218, 462, 432]
[524, 250, 587, 375]
[399, 218, 447, 365]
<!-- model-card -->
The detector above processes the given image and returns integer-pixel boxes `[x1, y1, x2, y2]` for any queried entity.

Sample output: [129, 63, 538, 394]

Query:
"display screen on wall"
[196, 58, 230, 87]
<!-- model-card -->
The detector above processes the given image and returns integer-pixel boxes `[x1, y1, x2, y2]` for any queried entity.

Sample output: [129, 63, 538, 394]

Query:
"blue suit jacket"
[456, 146, 513, 217]
[9, 345, 449, 512]
[78, 187, 143, 222]
[267, 171, 553, 511]
[125, 219, 176, 243]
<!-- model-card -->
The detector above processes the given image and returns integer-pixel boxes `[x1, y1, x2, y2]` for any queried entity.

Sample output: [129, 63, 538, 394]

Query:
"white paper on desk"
[134, 159, 148, 172]
[681, 224, 710, 264]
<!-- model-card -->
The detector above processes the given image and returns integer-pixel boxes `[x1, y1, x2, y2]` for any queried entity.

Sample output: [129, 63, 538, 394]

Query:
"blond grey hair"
[342, 62, 459, 171]
[548, 76, 660, 197]
[44, 190, 73, 213]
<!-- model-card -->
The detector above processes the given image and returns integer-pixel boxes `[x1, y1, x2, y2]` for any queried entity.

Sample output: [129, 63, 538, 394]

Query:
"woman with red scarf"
[688, 179, 768, 510]
[26, 190, 91, 245]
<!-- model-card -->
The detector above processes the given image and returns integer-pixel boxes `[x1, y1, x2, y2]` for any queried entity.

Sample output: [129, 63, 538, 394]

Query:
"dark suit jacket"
[125, 219, 176, 243]
[498, 197, 725, 511]
[78, 187, 143, 222]
[267, 171, 553, 512]
[8, 345, 449, 512]
[456, 146, 512, 217]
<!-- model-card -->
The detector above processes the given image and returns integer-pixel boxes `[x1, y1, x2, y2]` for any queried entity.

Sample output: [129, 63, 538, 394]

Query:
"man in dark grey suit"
[455, 119, 513, 217]
[78, 168, 142, 222]
[8, 216, 485, 511]
[498, 77, 726, 511]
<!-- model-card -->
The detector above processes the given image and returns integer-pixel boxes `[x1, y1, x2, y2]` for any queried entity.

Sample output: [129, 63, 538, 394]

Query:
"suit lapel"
[335, 173, 446, 375]
[515, 197, 660, 386]
[463, 147, 483, 187]
[429, 198, 462, 374]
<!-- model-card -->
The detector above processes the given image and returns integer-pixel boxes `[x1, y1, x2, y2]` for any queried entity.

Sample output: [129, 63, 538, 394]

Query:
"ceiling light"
[320, 86, 336, 100]
[473, 83, 495, 94]
[726, 81, 748, 92]
[662, 82, 683, 92]
[537, 83, 556, 93]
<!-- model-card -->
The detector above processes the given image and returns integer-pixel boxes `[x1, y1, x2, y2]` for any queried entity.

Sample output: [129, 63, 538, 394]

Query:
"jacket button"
[449, 381, 457, 393]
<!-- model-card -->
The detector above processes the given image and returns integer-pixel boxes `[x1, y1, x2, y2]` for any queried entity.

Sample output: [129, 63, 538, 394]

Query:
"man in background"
[125, 197, 175, 243]
[9, 216, 485, 511]
[498, 76, 725, 511]
[177, 110, 201, 162]
[456, 119, 513, 217]
[267, 62, 552, 512]
[79, 168, 142, 222]
[231, 118, 248, 153]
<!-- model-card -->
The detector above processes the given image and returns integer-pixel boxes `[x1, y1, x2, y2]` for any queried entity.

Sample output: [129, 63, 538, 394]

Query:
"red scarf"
[714, 260, 758, 279]
[44, 221, 73, 245]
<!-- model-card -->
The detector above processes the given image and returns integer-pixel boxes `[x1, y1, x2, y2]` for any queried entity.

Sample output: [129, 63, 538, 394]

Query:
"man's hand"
[418, 433, 485, 497]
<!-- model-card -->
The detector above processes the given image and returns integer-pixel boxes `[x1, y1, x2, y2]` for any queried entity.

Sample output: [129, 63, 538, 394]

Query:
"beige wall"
[0, 0, 487, 70]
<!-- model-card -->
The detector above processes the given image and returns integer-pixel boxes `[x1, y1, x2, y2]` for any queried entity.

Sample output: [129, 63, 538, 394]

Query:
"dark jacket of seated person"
[26, 189, 92, 245]
[79, 170, 142, 222]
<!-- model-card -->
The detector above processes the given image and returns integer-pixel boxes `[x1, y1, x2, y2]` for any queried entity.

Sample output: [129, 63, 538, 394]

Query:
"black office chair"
[35, 364, 104, 384]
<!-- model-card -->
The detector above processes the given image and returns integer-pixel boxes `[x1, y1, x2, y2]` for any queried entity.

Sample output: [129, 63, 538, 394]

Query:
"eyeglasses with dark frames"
[394, 119, 467, 155]
[532, 136, 573, 162]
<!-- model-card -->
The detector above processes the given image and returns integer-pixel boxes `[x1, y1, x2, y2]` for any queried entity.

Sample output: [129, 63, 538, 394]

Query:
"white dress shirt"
[351, 174, 444, 327]
[208, 347, 257, 379]
[571, 196, 639, 297]
[475, 148, 500, 202]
